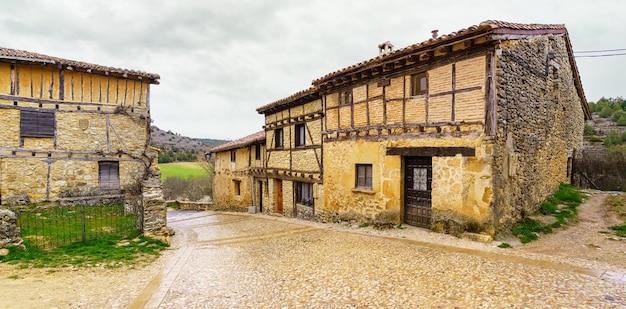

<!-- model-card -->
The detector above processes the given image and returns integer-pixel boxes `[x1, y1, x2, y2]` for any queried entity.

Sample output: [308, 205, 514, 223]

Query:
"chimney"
[378, 41, 394, 56]
[431, 30, 439, 39]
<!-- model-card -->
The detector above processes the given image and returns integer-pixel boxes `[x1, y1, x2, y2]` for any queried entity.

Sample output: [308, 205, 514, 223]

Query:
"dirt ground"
[0, 191, 624, 308]
[511, 190, 626, 269]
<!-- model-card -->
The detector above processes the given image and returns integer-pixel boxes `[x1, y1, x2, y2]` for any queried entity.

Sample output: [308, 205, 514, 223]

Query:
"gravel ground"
[0, 192, 625, 308]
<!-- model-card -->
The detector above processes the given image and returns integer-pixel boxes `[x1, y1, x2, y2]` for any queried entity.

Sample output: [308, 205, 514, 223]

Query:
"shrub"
[611, 110, 626, 123]
[162, 176, 212, 201]
[604, 130, 622, 147]
[583, 124, 596, 136]
[588, 136, 603, 142]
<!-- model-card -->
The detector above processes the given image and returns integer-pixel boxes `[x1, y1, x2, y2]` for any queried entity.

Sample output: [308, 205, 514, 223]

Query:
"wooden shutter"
[20, 109, 55, 137]
[99, 162, 120, 190]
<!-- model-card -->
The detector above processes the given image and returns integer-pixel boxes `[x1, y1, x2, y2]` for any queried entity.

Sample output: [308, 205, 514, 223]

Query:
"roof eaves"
[0, 47, 160, 83]
[208, 131, 266, 153]
[257, 87, 320, 114]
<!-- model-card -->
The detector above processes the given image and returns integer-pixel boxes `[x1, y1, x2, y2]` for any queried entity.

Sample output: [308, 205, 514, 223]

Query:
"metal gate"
[404, 156, 432, 228]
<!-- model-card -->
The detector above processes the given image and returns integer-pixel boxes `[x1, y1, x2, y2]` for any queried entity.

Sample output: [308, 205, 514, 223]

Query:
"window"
[339, 90, 353, 105]
[230, 150, 236, 162]
[296, 182, 314, 207]
[234, 180, 241, 195]
[356, 164, 373, 189]
[20, 109, 55, 137]
[255, 144, 261, 160]
[295, 124, 306, 147]
[99, 162, 120, 191]
[275, 128, 284, 148]
[410, 73, 428, 96]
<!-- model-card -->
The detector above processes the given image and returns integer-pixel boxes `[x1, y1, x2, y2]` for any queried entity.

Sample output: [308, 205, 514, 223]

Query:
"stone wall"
[322, 135, 494, 233]
[212, 150, 255, 211]
[491, 34, 585, 232]
[141, 158, 169, 243]
[0, 209, 23, 248]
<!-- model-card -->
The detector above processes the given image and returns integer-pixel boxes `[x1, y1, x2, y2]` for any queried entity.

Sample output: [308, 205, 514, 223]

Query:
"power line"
[573, 48, 626, 54]
[574, 52, 626, 58]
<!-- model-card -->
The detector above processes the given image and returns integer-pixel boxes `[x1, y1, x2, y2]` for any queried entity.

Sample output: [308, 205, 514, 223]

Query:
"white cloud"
[1, 0, 625, 139]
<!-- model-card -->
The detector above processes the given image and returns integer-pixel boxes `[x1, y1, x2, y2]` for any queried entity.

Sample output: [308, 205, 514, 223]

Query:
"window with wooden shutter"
[99, 162, 120, 190]
[410, 73, 428, 96]
[20, 109, 55, 137]
[295, 124, 306, 147]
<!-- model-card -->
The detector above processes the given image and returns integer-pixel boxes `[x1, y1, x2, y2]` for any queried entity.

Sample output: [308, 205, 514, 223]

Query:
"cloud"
[1, 0, 625, 139]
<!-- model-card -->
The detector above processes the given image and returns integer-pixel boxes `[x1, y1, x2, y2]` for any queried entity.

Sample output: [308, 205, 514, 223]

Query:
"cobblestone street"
[130, 211, 626, 308]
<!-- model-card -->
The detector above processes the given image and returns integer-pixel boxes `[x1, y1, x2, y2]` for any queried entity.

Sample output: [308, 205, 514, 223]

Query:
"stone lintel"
[386, 146, 475, 157]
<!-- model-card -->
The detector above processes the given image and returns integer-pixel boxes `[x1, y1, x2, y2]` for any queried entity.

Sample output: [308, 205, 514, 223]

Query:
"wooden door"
[404, 157, 432, 228]
[276, 179, 283, 214]
[259, 180, 263, 213]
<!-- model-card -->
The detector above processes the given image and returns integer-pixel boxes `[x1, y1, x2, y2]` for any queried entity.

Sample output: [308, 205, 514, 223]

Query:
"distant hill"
[150, 126, 230, 162]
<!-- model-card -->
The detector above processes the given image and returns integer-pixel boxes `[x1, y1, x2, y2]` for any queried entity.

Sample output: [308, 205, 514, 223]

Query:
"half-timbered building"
[210, 131, 266, 212]
[213, 20, 590, 237]
[313, 20, 590, 235]
[0, 47, 160, 205]
[256, 88, 324, 220]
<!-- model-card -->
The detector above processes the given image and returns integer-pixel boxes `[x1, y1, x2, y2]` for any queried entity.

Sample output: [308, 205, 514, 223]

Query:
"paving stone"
[131, 211, 626, 308]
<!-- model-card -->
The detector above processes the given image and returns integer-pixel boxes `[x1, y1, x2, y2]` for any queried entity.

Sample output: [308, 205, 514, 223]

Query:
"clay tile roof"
[209, 130, 265, 153]
[256, 86, 320, 114]
[312, 20, 567, 86]
[0, 47, 160, 83]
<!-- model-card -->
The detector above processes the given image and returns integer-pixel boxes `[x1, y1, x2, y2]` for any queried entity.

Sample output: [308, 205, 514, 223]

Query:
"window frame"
[355, 164, 373, 189]
[294, 124, 306, 147]
[339, 90, 353, 105]
[255, 144, 261, 160]
[410, 73, 428, 96]
[233, 180, 241, 195]
[98, 161, 120, 191]
[230, 150, 236, 163]
[274, 128, 284, 149]
[296, 182, 314, 207]
[20, 109, 55, 138]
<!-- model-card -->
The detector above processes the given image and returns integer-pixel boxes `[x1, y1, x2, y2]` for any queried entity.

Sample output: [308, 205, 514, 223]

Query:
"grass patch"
[512, 184, 583, 243]
[15, 203, 137, 249]
[610, 224, 626, 237]
[498, 243, 511, 248]
[160, 162, 208, 181]
[0, 232, 168, 268]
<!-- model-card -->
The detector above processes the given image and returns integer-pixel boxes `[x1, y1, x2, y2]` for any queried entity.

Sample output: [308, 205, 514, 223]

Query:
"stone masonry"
[0, 209, 24, 248]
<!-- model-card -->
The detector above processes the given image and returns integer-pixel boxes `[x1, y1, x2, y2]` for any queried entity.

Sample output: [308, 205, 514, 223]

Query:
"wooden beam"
[386, 147, 475, 157]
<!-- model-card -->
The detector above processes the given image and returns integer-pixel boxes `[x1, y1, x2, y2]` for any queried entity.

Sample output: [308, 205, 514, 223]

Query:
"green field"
[159, 162, 208, 180]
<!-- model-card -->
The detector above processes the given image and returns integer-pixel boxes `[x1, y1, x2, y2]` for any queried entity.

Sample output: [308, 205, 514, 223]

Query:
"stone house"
[214, 20, 591, 237]
[0, 47, 161, 205]
[256, 88, 324, 220]
[209, 131, 266, 211]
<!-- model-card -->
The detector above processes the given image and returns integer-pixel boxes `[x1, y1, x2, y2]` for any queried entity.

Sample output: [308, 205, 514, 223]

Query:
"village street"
[129, 209, 626, 308]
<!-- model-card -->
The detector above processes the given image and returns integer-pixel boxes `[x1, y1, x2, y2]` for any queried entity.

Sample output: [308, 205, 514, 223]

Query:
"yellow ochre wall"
[0, 61, 154, 203]
[322, 54, 495, 233]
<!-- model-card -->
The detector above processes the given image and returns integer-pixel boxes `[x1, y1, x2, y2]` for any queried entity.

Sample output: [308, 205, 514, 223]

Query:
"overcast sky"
[1, 0, 624, 140]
